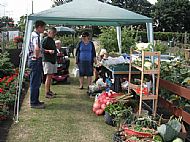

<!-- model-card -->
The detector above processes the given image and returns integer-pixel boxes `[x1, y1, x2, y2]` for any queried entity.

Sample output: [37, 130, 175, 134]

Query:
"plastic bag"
[72, 66, 79, 77]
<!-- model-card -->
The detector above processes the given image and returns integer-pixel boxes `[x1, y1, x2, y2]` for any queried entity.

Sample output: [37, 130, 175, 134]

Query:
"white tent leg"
[14, 19, 33, 123]
[146, 22, 154, 44]
[146, 22, 156, 114]
[116, 26, 122, 54]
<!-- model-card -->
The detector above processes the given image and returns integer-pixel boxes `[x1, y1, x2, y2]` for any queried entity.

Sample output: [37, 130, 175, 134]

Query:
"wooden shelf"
[128, 83, 139, 89]
[142, 94, 157, 100]
[143, 51, 160, 56]
[132, 65, 159, 74]
[159, 96, 190, 125]
[128, 50, 161, 117]
[159, 78, 190, 100]
[132, 50, 160, 56]
[129, 83, 157, 100]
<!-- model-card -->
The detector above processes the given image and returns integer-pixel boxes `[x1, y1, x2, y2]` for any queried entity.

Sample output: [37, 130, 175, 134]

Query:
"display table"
[103, 63, 140, 92]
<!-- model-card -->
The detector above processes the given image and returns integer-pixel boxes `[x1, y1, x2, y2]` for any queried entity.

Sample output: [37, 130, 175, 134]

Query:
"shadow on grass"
[0, 116, 14, 142]
[0, 82, 29, 142]
[45, 101, 92, 112]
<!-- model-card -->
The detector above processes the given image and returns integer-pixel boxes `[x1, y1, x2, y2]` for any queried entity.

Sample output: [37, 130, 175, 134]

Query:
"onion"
[93, 101, 101, 109]
[102, 98, 108, 104]
[92, 107, 97, 112]
[101, 104, 106, 110]
[106, 101, 110, 105]
[95, 109, 104, 115]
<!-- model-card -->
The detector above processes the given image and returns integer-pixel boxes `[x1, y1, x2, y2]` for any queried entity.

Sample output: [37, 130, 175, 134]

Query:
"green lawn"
[6, 58, 115, 142]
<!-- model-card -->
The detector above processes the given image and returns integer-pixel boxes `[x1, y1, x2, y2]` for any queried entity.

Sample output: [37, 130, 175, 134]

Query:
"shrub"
[56, 35, 79, 47]
[98, 27, 136, 54]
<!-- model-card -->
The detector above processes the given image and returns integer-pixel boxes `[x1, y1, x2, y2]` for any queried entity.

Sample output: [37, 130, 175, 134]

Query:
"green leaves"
[152, 0, 190, 32]
[98, 27, 135, 53]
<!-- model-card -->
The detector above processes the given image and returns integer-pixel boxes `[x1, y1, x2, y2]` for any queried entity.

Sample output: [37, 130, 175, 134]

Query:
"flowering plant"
[13, 36, 23, 43]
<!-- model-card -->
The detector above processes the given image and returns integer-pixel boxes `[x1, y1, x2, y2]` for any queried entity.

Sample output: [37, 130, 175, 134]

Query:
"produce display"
[132, 58, 158, 70]
[90, 43, 189, 142]
[92, 91, 132, 115]
[111, 115, 185, 142]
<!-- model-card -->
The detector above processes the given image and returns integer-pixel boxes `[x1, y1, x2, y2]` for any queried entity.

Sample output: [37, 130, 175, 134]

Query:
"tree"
[152, 0, 190, 32]
[98, 27, 136, 53]
[17, 15, 27, 32]
[108, 0, 153, 17]
[52, 0, 72, 6]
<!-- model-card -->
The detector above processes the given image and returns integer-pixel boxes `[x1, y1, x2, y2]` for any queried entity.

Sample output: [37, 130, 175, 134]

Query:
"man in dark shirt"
[42, 27, 57, 98]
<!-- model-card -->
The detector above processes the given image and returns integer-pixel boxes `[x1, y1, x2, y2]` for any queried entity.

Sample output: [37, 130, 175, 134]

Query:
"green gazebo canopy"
[29, 0, 152, 26]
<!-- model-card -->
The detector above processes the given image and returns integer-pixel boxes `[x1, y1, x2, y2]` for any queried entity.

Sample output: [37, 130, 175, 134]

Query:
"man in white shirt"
[28, 20, 46, 109]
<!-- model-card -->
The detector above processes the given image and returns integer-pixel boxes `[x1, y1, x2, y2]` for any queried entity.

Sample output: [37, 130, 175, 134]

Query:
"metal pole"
[32, 0, 34, 14]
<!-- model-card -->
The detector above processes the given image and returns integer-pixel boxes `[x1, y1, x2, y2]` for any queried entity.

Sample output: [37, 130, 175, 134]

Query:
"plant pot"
[104, 111, 115, 126]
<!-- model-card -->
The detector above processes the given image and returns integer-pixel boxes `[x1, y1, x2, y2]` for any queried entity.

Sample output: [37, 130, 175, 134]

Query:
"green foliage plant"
[154, 41, 168, 54]
[98, 27, 136, 54]
[104, 102, 133, 128]
[56, 35, 79, 47]
[157, 119, 181, 142]
[152, 0, 190, 32]
[0, 51, 15, 77]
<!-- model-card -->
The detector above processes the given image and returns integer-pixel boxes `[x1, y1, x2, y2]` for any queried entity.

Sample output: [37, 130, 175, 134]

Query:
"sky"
[0, 0, 157, 23]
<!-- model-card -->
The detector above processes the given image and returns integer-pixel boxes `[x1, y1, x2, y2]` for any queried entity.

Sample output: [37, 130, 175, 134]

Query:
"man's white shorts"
[43, 62, 57, 75]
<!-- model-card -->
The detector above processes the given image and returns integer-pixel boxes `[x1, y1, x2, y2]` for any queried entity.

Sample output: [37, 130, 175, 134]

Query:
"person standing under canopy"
[42, 27, 57, 98]
[28, 20, 46, 109]
[75, 32, 96, 89]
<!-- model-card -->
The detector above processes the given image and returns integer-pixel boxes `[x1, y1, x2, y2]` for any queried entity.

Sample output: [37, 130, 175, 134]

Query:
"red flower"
[13, 36, 23, 43]
[0, 88, 3, 93]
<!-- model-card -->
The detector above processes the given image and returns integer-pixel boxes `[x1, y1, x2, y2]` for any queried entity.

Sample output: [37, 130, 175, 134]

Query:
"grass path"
[6, 58, 115, 142]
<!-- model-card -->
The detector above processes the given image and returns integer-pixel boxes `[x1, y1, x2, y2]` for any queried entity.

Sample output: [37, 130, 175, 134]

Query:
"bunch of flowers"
[0, 72, 18, 120]
[13, 36, 23, 43]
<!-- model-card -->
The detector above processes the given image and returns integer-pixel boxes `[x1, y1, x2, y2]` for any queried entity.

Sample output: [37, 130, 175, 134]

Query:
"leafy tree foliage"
[107, 0, 153, 17]
[52, 0, 72, 6]
[98, 27, 136, 53]
[17, 15, 27, 32]
[152, 0, 190, 32]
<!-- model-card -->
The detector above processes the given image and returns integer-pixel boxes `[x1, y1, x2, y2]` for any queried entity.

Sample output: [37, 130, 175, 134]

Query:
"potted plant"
[104, 102, 133, 128]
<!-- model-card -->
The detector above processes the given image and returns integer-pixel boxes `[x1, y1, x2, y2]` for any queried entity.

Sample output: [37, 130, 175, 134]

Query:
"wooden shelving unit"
[128, 49, 161, 116]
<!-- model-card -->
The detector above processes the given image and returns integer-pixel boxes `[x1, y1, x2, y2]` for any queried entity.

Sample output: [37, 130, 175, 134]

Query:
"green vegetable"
[157, 119, 181, 142]
[153, 135, 163, 142]
[172, 137, 183, 142]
